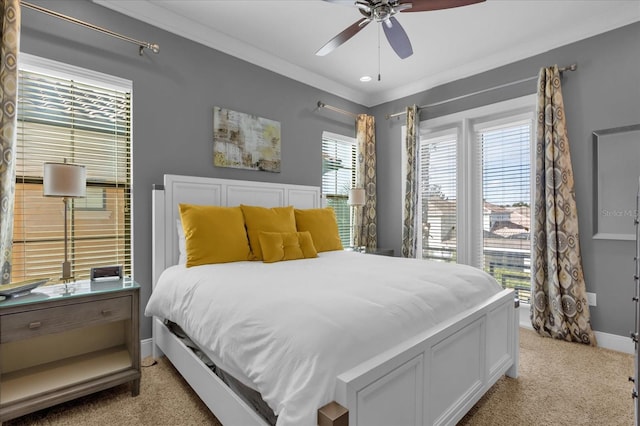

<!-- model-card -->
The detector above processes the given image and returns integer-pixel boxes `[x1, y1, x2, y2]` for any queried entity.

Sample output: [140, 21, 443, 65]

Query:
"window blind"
[321, 133, 356, 247]
[478, 120, 532, 302]
[418, 134, 457, 262]
[12, 67, 132, 284]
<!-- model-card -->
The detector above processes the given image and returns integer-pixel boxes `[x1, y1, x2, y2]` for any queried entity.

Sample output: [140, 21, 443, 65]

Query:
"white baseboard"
[141, 338, 154, 359]
[519, 303, 633, 354]
[594, 330, 634, 354]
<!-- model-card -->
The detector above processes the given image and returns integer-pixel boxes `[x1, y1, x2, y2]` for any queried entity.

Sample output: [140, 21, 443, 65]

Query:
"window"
[12, 54, 132, 284]
[478, 119, 532, 303]
[418, 132, 458, 262]
[411, 95, 535, 301]
[75, 187, 107, 211]
[321, 132, 356, 247]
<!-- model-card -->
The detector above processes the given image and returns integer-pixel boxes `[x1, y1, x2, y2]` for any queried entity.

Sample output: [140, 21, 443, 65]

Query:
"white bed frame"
[151, 174, 519, 426]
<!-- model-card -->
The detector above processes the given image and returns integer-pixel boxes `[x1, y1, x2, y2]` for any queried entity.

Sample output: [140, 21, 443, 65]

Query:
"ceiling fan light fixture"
[318, 0, 485, 59]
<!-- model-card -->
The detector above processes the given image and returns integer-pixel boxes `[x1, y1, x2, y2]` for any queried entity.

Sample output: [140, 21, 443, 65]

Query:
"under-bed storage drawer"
[0, 296, 131, 344]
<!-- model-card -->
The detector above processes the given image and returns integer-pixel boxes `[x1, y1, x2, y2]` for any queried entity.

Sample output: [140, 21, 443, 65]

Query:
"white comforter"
[145, 251, 502, 426]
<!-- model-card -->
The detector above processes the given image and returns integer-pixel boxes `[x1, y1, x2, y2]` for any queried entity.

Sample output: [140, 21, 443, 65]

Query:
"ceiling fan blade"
[399, 0, 485, 12]
[316, 18, 371, 56]
[321, 0, 359, 4]
[382, 16, 413, 59]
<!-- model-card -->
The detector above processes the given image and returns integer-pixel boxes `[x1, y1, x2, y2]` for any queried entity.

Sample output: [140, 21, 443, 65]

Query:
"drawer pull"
[28, 321, 41, 329]
[101, 309, 112, 316]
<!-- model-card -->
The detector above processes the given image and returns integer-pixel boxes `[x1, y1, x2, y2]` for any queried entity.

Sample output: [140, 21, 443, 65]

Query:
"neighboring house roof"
[483, 201, 509, 214]
[506, 206, 531, 229]
[490, 220, 525, 231]
[493, 227, 529, 239]
[490, 220, 529, 238]
[427, 200, 532, 237]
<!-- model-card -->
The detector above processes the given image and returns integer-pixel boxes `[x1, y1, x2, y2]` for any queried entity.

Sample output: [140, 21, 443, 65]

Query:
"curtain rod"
[385, 63, 578, 119]
[22, 1, 160, 56]
[317, 101, 361, 119]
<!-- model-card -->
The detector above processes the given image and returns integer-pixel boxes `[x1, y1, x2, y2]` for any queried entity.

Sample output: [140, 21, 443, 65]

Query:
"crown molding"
[94, 1, 639, 108]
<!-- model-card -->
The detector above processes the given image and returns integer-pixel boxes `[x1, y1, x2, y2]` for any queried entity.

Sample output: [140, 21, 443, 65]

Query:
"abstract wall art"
[213, 107, 281, 172]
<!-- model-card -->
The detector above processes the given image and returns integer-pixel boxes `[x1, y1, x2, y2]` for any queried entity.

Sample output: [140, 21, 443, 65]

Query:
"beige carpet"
[460, 328, 634, 425]
[4, 328, 634, 425]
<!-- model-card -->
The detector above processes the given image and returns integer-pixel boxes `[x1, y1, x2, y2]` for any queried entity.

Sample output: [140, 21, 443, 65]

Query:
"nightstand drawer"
[0, 296, 131, 344]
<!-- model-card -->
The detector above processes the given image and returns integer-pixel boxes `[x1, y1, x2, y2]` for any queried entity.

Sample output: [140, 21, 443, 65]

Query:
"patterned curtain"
[0, 0, 20, 284]
[355, 114, 377, 249]
[401, 105, 418, 258]
[531, 65, 596, 346]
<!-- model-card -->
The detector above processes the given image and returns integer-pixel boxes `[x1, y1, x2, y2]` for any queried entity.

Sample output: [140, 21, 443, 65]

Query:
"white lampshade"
[348, 188, 366, 206]
[43, 162, 87, 198]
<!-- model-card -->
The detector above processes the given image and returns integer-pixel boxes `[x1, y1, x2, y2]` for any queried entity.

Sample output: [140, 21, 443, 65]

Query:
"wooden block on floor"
[318, 401, 348, 426]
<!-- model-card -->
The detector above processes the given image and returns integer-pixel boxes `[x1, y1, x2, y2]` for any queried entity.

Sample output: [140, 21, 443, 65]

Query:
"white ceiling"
[95, 0, 640, 107]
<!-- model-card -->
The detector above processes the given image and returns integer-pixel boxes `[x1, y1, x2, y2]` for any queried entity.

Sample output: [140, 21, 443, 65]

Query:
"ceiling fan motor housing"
[358, 1, 398, 22]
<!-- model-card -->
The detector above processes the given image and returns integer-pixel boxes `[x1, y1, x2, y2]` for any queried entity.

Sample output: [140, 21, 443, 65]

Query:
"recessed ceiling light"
[360, 75, 372, 82]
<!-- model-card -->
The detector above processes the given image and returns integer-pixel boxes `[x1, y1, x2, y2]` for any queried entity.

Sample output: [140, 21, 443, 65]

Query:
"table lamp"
[44, 160, 86, 282]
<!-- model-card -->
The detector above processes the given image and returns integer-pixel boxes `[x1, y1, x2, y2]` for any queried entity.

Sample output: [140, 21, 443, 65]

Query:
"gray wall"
[371, 22, 640, 336]
[20, 0, 364, 339]
[20, 1, 640, 338]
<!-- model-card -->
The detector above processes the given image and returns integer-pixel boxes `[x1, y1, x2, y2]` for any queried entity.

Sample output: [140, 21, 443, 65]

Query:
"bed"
[149, 174, 519, 426]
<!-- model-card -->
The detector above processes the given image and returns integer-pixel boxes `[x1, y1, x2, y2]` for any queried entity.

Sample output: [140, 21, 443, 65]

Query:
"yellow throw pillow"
[294, 207, 343, 252]
[259, 231, 318, 263]
[178, 204, 251, 267]
[240, 205, 297, 260]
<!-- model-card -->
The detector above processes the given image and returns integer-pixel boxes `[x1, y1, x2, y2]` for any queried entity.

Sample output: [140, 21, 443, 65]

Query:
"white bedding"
[145, 251, 502, 426]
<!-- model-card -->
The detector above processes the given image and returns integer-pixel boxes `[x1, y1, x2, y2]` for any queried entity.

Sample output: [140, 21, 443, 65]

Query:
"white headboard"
[152, 175, 321, 288]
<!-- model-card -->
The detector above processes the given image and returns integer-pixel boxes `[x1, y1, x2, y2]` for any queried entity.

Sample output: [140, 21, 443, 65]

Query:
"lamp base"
[61, 261, 74, 283]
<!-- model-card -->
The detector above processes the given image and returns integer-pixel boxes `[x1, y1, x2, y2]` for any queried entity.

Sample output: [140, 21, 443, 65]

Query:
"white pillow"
[177, 219, 186, 265]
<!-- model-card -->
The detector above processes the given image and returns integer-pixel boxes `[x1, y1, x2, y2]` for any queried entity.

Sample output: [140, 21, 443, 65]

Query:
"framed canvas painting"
[213, 107, 281, 172]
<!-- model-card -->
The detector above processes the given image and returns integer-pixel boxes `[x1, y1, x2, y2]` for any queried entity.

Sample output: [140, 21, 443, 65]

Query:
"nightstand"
[364, 248, 395, 257]
[0, 278, 140, 422]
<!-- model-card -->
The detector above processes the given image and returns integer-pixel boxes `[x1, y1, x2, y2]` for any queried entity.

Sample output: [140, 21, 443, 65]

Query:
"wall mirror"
[593, 124, 640, 240]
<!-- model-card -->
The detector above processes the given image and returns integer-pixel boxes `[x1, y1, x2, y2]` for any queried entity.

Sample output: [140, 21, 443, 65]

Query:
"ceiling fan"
[316, 0, 485, 59]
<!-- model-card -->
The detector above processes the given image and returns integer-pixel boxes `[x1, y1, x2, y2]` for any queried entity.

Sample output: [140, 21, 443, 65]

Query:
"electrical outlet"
[587, 292, 597, 306]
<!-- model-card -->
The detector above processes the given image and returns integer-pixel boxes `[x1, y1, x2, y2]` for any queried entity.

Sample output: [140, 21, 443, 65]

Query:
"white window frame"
[19, 53, 131, 93]
[415, 128, 461, 262]
[14, 53, 134, 282]
[402, 94, 536, 268]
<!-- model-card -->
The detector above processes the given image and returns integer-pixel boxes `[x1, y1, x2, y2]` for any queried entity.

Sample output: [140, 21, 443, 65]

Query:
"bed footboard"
[334, 289, 518, 426]
[153, 292, 516, 426]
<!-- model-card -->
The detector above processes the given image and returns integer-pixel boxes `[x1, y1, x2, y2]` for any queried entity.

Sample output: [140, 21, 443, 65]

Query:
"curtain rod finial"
[140, 43, 160, 55]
